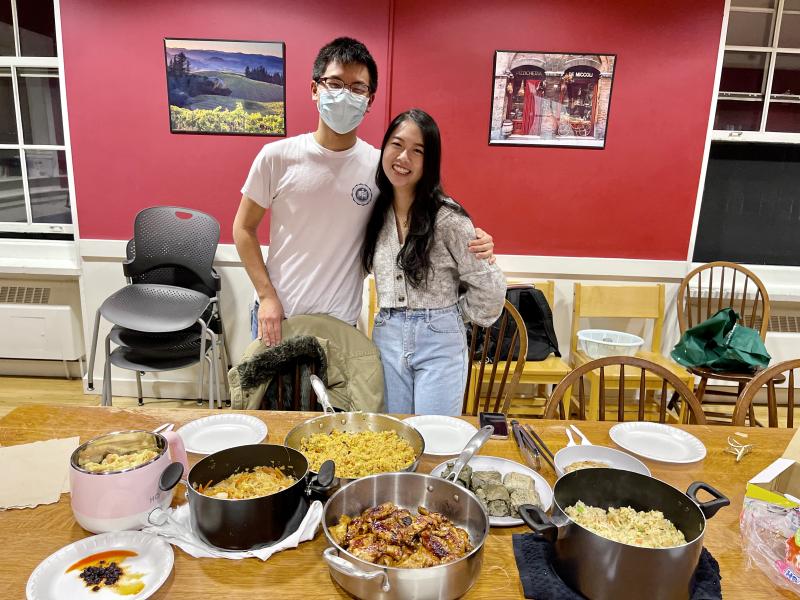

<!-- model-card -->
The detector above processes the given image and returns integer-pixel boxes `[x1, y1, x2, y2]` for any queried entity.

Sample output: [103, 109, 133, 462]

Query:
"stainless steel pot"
[284, 412, 425, 492]
[520, 468, 730, 600]
[322, 472, 489, 600]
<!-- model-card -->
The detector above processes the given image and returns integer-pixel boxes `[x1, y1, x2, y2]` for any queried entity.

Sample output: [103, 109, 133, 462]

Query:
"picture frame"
[164, 38, 286, 136]
[488, 50, 616, 149]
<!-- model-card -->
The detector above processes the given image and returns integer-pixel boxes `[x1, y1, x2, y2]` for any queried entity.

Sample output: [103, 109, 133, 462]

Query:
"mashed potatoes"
[300, 430, 415, 479]
[565, 501, 686, 548]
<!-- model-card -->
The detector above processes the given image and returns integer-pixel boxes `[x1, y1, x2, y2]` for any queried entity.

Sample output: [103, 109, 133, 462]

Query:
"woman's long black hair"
[362, 109, 468, 288]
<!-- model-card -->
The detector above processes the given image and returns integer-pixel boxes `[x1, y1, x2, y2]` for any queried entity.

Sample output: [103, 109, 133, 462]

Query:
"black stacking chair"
[87, 206, 225, 407]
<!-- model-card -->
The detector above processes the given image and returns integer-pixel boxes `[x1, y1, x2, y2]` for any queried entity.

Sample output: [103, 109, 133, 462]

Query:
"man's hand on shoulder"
[469, 227, 496, 265]
[257, 295, 285, 346]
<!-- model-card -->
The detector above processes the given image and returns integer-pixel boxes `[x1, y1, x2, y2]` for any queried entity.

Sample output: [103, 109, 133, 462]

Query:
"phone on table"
[479, 412, 509, 439]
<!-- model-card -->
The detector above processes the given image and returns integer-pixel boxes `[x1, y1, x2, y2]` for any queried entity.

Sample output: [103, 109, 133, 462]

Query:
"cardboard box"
[747, 428, 800, 508]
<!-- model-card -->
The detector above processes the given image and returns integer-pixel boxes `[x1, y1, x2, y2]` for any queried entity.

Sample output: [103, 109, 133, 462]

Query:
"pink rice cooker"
[70, 429, 188, 533]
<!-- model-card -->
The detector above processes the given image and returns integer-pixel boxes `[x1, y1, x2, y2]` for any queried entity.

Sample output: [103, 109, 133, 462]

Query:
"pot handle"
[308, 459, 337, 495]
[159, 461, 184, 492]
[519, 503, 558, 544]
[686, 481, 730, 520]
[323, 547, 390, 593]
[162, 431, 189, 480]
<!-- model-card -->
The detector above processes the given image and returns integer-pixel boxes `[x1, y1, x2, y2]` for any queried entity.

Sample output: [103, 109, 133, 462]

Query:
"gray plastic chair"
[87, 206, 223, 407]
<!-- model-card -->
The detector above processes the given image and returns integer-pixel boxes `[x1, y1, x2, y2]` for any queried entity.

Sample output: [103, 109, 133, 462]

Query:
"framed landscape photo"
[164, 38, 286, 136]
[488, 51, 616, 149]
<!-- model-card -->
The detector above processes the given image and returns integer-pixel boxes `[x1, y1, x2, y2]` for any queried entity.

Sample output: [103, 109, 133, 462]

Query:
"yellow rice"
[300, 430, 416, 479]
[565, 501, 686, 548]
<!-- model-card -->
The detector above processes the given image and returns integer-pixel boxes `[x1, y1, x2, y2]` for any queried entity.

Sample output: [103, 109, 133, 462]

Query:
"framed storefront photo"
[488, 51, 616, 149]
[164, 38, 286, 136]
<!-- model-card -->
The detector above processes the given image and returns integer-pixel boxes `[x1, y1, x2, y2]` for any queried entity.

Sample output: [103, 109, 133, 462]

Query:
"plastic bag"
[740, 497, 800, 595]
[671, 308, 771, 372]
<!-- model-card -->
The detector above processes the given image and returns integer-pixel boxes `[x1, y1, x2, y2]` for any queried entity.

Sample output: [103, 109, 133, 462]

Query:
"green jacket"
[228, 314, 385, 412]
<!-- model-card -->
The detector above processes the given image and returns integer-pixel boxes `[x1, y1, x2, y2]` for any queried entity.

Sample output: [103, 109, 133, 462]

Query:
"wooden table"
[0, 405, 793, 599]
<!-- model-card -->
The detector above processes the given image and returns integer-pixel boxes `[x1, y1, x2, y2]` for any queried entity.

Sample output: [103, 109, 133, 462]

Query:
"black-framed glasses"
[316, 77, 372, 97]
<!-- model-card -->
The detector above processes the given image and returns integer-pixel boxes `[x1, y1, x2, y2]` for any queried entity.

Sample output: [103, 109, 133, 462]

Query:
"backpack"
[468, 285, 561, 361]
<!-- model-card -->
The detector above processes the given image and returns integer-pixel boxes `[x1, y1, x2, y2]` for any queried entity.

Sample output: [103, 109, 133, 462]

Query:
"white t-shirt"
[241, 133, 379, 325]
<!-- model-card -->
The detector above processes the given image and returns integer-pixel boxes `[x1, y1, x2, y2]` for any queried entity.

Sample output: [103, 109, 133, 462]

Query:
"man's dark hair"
[312, 37, 378, 93]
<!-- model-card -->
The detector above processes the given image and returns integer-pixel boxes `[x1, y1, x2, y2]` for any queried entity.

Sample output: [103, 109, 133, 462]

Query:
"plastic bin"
[577, 329, 644, 359]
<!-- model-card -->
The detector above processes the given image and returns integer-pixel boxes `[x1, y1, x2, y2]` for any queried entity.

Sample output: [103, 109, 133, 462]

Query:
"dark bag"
[468, 285, 560, 362]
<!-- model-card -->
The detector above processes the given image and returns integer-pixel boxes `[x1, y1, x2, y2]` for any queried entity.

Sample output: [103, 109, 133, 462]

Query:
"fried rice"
[299, 430, 416, 479]
[565, 500, 686, 548]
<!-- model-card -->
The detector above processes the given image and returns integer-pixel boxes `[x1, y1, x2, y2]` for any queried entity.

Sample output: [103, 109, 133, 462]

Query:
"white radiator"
[0, 303, 84, 360]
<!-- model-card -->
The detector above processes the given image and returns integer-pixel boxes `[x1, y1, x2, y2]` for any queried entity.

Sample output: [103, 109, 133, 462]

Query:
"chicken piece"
[396, 545, 440, 568]
[329, 515, 351, 545]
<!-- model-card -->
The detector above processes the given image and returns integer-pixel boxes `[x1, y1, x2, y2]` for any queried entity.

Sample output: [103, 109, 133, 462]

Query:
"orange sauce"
[66, 550, 138, 572]
[66, 550, 144, 595]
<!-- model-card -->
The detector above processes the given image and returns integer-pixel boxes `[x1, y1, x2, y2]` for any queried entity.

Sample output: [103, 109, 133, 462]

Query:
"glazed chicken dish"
[329, 502, 473, 568]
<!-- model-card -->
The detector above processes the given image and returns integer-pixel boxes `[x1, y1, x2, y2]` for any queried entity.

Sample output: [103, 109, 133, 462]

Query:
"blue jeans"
[372, 305, 467, 416]
[250, 300, 259, 340]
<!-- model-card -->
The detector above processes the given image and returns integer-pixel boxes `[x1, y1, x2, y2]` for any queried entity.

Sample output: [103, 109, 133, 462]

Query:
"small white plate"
[177, 414, 267, 455]
[609, 422, 707, 464]
[430, 456, 553, 526]
[26, 530, 173, 600]
[403, 415, 478, 456]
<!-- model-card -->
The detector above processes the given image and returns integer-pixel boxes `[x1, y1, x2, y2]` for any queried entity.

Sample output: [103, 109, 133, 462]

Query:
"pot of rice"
[518, 469, 729, 600]
[284, 413, 425, 494]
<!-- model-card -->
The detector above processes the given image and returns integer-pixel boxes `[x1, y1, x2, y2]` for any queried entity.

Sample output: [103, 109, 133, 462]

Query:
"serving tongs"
[516, 422, 557, 475]
[511, 420, 541, 472]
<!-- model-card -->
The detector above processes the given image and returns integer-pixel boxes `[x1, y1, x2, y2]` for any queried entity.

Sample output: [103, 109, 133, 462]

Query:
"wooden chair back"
[677, 261, 770, 339]
[543, 355, 706, 423]
[733, 358, 800, 427]
[272, 362, 320, 411]
[463, 300, 528, 415]
[569, 283, 665, 355]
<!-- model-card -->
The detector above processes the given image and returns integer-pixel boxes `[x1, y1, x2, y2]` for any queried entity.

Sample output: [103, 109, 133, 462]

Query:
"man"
[233, 37, 494, 346]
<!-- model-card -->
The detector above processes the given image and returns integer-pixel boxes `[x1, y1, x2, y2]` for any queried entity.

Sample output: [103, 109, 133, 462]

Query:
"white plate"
[177, 414, 267, 454]
[26, 530, 174, 600]
[403, 415, 478, 456]
[430, 456, 553, 526]
[554, 444, 651, 477]
[609, 422, 707, 464]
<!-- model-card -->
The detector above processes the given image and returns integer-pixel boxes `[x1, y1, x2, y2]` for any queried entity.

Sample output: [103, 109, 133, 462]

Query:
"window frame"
[714, 0, 800, 142]
[0, 0, 75, 237]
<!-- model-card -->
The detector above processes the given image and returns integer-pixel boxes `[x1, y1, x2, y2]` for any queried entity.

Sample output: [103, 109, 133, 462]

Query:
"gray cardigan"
[372, 201, 506, 327]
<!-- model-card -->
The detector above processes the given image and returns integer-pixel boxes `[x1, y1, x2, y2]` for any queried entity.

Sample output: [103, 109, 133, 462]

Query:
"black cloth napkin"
[512, 533, 722, 600]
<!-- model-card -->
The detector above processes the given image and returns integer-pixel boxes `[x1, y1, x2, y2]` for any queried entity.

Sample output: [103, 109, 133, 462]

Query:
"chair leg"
[209, 330, 222, 408]
[196, 320, 208, 404]
[87, 309, 101, 391]
[136, 371, 144, 406]
[103, 334, 112, 406]
[695, 376, 708, 404]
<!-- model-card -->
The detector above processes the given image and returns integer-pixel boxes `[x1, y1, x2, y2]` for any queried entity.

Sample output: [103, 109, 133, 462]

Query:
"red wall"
[63, 0, 724, 259]
[61, 0, 390, 242]
[389, 0, 725, 259]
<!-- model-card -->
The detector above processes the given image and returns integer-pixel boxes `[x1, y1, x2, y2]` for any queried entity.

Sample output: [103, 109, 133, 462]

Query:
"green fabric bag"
[671, 307, 771, 372]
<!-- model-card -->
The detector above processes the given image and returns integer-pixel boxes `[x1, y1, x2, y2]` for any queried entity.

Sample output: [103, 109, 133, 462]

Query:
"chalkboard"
[694, 142, 800, 266]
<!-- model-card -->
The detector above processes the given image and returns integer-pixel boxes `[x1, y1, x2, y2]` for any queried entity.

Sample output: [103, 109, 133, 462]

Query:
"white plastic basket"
[577, 329, 644, 359]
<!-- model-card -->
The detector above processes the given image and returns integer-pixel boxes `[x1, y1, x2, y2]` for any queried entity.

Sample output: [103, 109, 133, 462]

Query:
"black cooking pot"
[520, 468, 729, 600]
[186, 444, 335, 551]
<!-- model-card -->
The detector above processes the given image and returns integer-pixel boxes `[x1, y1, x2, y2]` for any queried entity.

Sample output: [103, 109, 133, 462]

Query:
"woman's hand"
[257, 295, 285, 346]
[469, 227, 496, 264]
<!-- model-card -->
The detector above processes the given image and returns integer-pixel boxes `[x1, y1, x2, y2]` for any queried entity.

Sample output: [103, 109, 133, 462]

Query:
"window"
[0, 0, 73, 237]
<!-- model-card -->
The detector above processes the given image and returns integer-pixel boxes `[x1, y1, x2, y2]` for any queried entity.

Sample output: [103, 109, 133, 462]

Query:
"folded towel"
[0, 436, 80, 510]
[512, 533, 722, 600]
[142, 500, 323, 560]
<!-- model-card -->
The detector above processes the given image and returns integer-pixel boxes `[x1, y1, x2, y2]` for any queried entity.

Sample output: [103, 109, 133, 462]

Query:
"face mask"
[317, 89, 369, 134]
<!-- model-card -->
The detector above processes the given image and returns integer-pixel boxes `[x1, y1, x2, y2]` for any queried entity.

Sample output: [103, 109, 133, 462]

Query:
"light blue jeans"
[373, 305, 468, 416]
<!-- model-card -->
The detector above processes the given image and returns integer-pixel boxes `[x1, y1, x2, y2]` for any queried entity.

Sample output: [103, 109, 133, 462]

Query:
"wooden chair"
[570, 283, 694, 420]
[508, 280, 572, 418]
[543, 355, 706, 424]
[732, 358, 800, 428]
[676, 261, 774, 422]
[463, 300, 528, 415]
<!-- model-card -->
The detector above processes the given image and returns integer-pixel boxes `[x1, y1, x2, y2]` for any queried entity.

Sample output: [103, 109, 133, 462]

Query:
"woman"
[362, 109, 506, 415]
